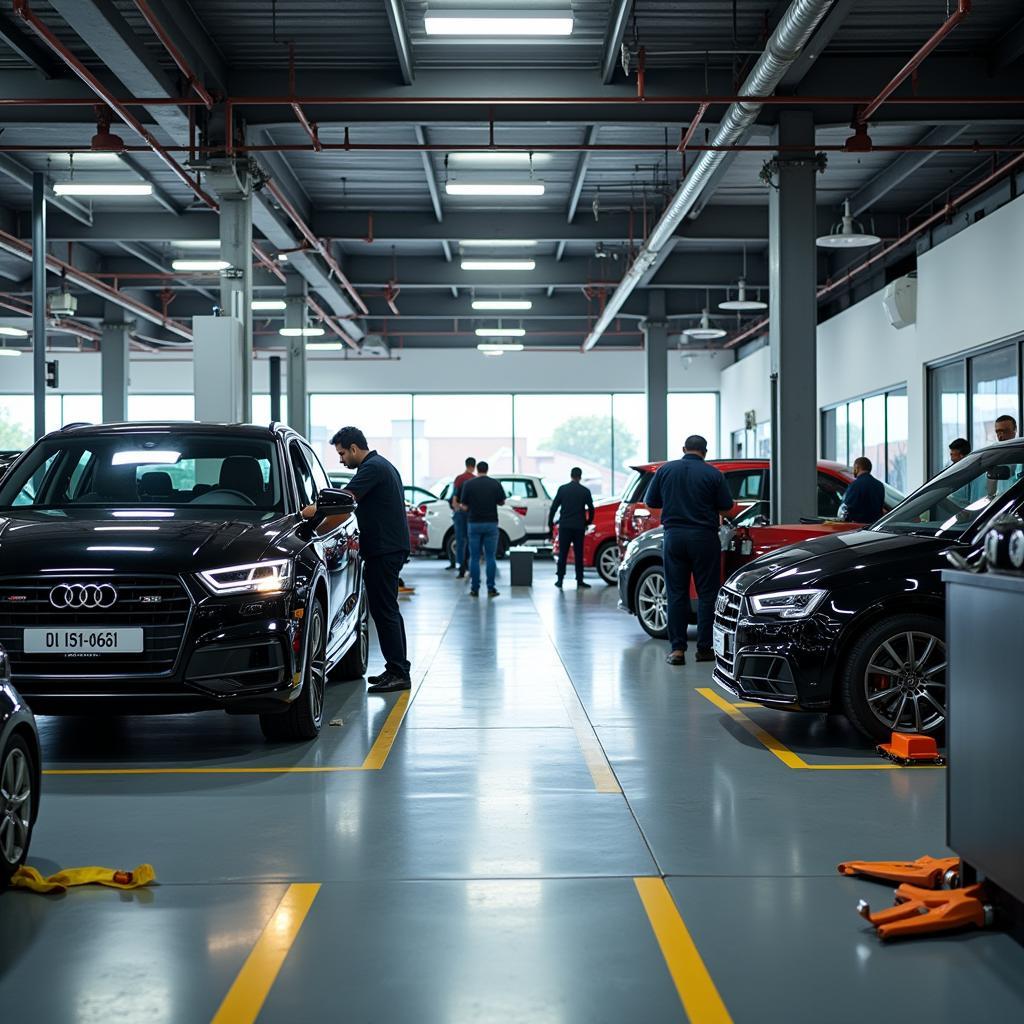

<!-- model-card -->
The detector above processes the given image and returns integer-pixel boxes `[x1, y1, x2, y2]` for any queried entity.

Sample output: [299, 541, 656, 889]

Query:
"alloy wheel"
[598, 544, 620, 583]
[0, 745, 32, 867]
[358, 593, 370, 667]
[862, 631, 947, 734]
[637, 571, 668, 634]
[308, 607, 326, 727]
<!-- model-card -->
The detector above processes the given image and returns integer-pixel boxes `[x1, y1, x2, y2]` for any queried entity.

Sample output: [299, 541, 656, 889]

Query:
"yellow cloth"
[10, 863, 156, 894]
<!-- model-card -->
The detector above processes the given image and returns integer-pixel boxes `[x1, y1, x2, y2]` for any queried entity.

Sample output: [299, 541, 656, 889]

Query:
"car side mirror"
[987, 466, 1012, 481]
[316, 487, 356, 512]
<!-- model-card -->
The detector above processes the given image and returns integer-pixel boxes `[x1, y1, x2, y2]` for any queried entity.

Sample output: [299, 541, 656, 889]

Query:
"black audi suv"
[713, 441, 1024, 743]
[0, 422, 369, 741]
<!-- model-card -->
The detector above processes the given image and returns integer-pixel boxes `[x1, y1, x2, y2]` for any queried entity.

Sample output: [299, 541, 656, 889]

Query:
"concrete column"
[219, 192, 253, 419]
[769, 110, 818, 523]
[643, 290, 669, 461]
[32, 172, 46, 440]
[100, 300, 131, 423]
[269, 355, 282, 423]
[285, 276, 308, 438]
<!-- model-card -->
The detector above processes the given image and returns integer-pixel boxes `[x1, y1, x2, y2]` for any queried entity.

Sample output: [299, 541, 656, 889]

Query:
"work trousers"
[452, 509, 469, 570]
[662, 527, 721, 652]
[468, 522, 499, 592]
[556, 526, 586, 582]
[362, 552, 410, 677]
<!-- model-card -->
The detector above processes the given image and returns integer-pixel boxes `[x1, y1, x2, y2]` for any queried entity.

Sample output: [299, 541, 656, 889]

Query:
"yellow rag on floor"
[10, 863, 156, 894]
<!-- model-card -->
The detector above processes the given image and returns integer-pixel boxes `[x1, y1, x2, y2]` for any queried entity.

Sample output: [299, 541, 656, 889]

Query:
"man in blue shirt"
[645, 435, 733, 666]
[838, 456, 885, 525]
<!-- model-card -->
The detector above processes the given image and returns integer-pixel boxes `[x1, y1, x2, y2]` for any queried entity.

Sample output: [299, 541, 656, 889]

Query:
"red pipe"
[305, 294, 359, 351]
[0, 227, 192, 339]
[263, 179, 369, 316]
[131, 0, 215, 109]
[12, 0, 218, 211]
[724, 145, 1024, 350]
[251, 242, 288, 283]
[858, 1, 971, 125]
[288, 44, 321, 153]
[678, 103, 709, 153]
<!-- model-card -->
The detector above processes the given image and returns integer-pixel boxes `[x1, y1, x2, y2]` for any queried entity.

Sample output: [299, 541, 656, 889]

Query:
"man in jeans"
[645, 435, 733, 667]
[448, 456, 476, 577]
[457, 461, 505, 598]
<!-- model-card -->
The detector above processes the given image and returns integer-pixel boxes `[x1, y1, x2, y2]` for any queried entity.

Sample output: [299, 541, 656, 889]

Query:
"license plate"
[712, 625, 729, 658]
[24, 628, 144, 654]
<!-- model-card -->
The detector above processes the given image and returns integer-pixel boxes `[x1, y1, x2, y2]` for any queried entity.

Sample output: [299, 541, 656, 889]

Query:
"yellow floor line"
[43, 765, 363, 776]
[361, 689, 411, 769]
[635, 878, 733, 1024]
[696, 688, 942, 771]
[210, 882, 320, 1024]
[550, 670, 622, 794]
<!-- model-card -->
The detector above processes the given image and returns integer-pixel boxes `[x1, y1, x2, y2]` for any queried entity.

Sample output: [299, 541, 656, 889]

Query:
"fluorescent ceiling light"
[307, 342, 344, 351]
[472, 300, 533, 311]
[252, 299, 288, 311]
[52, 182, 153, 197]
[446, 182, 545, 197]
[461, 259, 536, 271]
[171, 259, 231, 272]
[448, 152, 546, 167]
[460, 239, 538, 248]
[0, 326, 28, 338]
[0, 348, 21, 357]
[477, 342, 525, 353]
[277, 253, 289, 262]
[424, 12, 574, 37]
[474, 327, 526, 337]
[279, 327, 326, 337]
[817, 199, 880, 249]
[683, 310, 727, 341]
[52, 152, 122, 162]
[719, 279, 767, 312]
[172, 239, 221, 250]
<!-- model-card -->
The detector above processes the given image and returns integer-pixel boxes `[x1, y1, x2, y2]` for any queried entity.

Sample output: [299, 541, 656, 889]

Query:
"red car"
[407, 506, 429, 554]
[551, 496, 623, 585]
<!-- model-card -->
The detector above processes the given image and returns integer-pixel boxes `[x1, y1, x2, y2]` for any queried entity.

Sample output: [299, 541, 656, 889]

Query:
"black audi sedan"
[1, 645, 40, 884]
[713, 440, 1024, 743]
[0, 422, 369, 741]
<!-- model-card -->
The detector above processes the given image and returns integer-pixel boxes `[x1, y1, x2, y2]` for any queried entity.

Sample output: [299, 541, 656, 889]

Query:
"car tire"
[443, 530, 456, 564]
[634, 564, 669, 640]
[260, 600, 327, 742]
[595, 540, 620, 586]
[497, 531, 509, 560]
[838, 613, 947, 744]
[0, 734, 35, 886]
[331, 589, 369, 681]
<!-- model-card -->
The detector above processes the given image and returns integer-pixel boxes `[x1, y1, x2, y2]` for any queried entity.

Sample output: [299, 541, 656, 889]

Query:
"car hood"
[0, 507, 297, 575]
[728, 528, 954, 595]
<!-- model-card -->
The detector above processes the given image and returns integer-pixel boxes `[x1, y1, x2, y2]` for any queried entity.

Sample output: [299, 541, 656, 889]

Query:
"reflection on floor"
[2, 560, 1022, 1023]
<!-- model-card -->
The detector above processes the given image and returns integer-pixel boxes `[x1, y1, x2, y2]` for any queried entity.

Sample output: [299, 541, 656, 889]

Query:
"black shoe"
[695, 648, 716, 663]
[577, 580, 592, 589]
[367, 671, 386, 686]
[444, 564, 456, 571]
[666, 652, 686, 666]
[456, 572, 466, 579]
[469, 589, 479, 597]
[555, 579, 563, 589]
[367, 671, 411, 693]
[488, 588, 500, 597]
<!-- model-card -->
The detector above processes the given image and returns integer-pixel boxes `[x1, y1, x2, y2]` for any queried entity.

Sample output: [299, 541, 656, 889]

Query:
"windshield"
[871, 445, 1024, 538]
[0, 433, 285, 512]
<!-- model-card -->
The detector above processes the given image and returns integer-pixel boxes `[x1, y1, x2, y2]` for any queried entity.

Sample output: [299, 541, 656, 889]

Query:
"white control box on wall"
[193, 315, 244, 423]
[882, 275, 917, 329]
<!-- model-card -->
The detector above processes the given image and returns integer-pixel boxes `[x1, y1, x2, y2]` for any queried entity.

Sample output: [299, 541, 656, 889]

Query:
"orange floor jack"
[857, 883, 994, 941]
[876, 731, 945, 766]
[838, 855, 961, 889]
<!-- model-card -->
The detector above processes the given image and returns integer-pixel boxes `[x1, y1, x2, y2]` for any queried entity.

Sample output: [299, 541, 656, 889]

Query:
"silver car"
[617, 526, 671, 639]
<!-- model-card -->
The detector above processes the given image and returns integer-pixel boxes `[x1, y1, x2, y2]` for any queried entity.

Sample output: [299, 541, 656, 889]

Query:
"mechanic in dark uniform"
[549, 467, 595, 589]
[838, 456, 885, 525]
[645, 435, 733, 666]
[303, 426, 411, 692]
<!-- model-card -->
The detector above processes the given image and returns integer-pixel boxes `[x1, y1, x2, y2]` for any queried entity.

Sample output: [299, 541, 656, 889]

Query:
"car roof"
[629, 458, 855, 475]
[45, 421, 289, 440]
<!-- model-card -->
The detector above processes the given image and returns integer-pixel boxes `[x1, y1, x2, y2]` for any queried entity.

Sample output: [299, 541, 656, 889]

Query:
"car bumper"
[710, 589, 837, 710]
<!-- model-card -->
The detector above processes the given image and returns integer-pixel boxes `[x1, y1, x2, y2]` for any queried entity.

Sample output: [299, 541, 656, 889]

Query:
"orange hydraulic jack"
[838, 855, 961, 889]
[857, 882, 994, 941]
[877, 731, 945, 766]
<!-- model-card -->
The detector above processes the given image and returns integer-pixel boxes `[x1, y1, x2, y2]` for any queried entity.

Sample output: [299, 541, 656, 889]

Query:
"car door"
[498, 477, 548, 535]
[722, 468, 767, 520]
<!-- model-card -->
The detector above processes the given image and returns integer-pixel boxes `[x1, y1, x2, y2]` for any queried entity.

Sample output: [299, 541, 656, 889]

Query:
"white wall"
[720, 344, 770, 446]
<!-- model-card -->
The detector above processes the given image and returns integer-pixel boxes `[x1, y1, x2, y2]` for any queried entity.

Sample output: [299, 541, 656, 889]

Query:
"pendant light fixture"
[720, 245, 767, 311]
[683, 310, 726, 342]
[816, 198, 881, 249]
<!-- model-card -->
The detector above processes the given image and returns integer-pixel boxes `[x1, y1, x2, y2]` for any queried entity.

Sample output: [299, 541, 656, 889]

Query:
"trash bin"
[509, 548, 535, 587]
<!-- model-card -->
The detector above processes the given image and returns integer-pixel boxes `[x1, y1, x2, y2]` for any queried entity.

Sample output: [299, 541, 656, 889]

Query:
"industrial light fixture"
[252, 299, 288, 311]
[171, 259, 231, 272]
[474, 327, 526, 337]
[719, 278, 767, 312]
[172, 239, 221, 250]
[424, 11, 574, 36]
[460, 240, 538, 248]
[816, 198, 881, 249]
[0, 326, 29, 338]
[0, 347, 21, 356]
[279, 327, 326, 337]
[307, 342, 344, 351]
[446, 182, 545, 197]
[448, 152, 543, 167]
[472, 300, 533, 311]
[52, 182, 153, 197]
[477, 342, 525, 354]
[277, 253, 289, 262]
[683, 310, 726, 341]
[461, 259, 536, 271]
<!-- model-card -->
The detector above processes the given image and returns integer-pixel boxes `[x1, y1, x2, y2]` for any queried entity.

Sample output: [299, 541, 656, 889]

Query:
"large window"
[928, 361, 967, 476]
[0, 394, 103, 448]
[821, 385, 908, 491]
[127, 394, 195, 421]
[668, 393, 719, 461]
[309, 393, 414, 484]
[970, 346, 1018, 450]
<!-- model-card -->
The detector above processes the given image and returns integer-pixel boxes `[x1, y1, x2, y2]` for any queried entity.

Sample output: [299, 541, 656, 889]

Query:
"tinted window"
[623, 470, 653, 503]
[290, 443, 317, 507]
[303, 443, 331, 495]
[724, 470, 764, 501]
[500, 478, 537, 499]
[817, 472, 846, 518]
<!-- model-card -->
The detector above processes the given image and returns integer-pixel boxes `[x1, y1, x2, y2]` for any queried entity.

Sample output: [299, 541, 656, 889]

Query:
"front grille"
[713, 587, 742, 676]
[0, 575, 192, 677]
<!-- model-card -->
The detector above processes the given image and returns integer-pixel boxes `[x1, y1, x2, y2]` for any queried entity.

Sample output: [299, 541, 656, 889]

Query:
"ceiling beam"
[601, 0, 633, 85]
[117, 152, 181, 214]
[384, 0, 415, 85]
[0, 10, 66, 77]
[0, 154, 93, 225]
[567, 126, 598, 223]
[992, 14, 1024, 71]
[415, 126, 443, 222]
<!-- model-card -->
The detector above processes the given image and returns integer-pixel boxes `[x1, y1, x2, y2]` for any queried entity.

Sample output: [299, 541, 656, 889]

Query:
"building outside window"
[821, 385, 909, 492]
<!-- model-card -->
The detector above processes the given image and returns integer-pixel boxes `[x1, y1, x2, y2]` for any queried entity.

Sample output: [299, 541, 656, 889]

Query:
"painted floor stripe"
[210, 882, 320, 1024]
[361, 689, 411, 769]
[696, 688, 943, 771]
[635, 878, 733, 1024]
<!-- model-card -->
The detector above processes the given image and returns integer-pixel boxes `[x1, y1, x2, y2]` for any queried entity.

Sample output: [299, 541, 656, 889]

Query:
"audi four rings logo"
[49, 583, 119, 609]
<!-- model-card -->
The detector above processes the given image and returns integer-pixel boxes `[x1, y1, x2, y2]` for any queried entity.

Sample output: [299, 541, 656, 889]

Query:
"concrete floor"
[2, 559, 1023, 1022]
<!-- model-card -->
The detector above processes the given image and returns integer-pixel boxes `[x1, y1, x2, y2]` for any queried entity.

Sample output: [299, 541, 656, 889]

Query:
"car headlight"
[748, 589, 827, 619]
[198, 558, 294, 596]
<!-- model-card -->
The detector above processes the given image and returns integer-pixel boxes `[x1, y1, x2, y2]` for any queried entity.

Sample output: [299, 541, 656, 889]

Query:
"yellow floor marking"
[43, 765, 363, 776]
[210, 882, 320, 1024]
[635, 878, 733, 1024]
[696, 688, 943, 771]
[361, 689, 411, 769]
